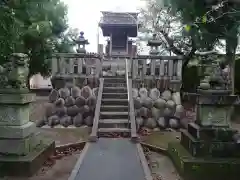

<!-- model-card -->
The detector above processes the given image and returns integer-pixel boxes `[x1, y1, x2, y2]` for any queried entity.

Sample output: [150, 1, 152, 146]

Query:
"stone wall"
[133, 88, 185, 130]
[36, 77, 99, 128]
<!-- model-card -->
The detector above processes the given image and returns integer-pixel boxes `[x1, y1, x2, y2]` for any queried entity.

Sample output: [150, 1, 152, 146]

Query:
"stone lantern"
[147, 33, 162, 55]
[75, 31, 89, 53]
[168, 58, 240, 180]
[181, 60, 240, 158]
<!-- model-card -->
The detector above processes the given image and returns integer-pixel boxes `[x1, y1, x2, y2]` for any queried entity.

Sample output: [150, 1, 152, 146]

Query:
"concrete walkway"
[68, 138, 147, 180]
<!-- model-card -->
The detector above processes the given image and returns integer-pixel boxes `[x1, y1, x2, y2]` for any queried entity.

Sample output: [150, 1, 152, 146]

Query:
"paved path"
[69, 138, 146, 180]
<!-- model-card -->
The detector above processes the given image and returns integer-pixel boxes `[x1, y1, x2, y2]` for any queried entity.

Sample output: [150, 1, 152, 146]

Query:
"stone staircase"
[98, 77, 130, 137]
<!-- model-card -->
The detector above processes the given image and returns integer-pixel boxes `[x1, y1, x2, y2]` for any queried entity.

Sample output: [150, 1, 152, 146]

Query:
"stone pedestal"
[0, 93, 55, 177]
[182, 92, 240, 158]
[168, 90, 240, 180]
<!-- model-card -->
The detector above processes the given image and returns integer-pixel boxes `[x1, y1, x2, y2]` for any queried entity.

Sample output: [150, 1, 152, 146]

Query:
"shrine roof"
[99, 11, 139, 26]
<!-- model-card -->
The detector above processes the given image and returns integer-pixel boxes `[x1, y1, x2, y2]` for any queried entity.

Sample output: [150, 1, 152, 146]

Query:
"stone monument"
[0, 53, 55, 177]
[168, 58, 240, 180]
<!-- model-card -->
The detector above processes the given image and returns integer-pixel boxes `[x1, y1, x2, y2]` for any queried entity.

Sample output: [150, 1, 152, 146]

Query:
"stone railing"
[128, 55, 183, 92]
[130, 56, 183, 81]
[51, 53, 183, 91]
[125, 58, 138, 141]
[51, 53, 102, 78]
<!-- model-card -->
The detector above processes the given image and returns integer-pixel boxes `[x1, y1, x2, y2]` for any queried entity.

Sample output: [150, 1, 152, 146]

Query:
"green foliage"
[0, 0, 77, 79]
[167, 0, 240, 51]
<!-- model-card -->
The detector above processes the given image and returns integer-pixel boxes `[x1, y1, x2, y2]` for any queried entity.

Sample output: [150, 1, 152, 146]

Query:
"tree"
[140, 0, 240, 91]
[54, 28, 80, 53]
[139, 0, 197, 69]
[0, 0, 77, 87]
[167, 0, 240, 91]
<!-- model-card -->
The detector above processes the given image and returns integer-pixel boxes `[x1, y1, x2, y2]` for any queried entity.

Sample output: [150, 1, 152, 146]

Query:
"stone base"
[0, 139, 55, 177]
[0, 132, 41, 155]
[41, 125, 79, 129]
[181, 130, 240, 157]
[168, 142, 240, 180]
[0, 121, 36, 138]
[187, 122, 237, 141]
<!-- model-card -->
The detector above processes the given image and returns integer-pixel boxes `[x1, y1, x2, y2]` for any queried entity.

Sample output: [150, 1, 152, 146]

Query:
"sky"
[62, 0, 145, 52]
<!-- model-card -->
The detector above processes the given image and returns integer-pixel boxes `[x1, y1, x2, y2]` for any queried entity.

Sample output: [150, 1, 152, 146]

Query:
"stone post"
[0, 53, 55, 177]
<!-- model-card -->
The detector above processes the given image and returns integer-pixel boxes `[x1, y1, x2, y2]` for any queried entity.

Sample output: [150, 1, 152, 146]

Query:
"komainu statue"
[0, 53, 29, 90]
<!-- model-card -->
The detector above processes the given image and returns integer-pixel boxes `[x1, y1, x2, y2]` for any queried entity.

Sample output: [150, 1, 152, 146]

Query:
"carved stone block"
[0, 104, 30, 126]
[197, 106, 230, 127]
[0, 93, 35, 104]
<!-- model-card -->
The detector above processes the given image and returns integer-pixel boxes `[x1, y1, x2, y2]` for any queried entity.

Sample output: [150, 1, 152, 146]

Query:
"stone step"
[103, 83, 126, 88]
[98, 128, 130, 137]
[100, 111, 128, 119]
[98, 119, 129, 128]
[104, 78, 126, 83]
[100, 105, 128, 112]
[102, 98, 128, 106]
[103, 87, 127, 93]
[102, 93, 128, 99]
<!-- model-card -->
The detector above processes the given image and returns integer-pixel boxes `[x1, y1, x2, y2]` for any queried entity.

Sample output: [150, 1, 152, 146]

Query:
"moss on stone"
[168, 142, 240, 180]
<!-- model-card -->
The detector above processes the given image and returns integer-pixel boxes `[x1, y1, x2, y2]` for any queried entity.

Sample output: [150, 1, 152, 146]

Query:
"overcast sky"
[62, 0, 145, 52]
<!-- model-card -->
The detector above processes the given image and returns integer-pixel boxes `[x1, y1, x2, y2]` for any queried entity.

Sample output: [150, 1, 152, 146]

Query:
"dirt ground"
[141, 131, 181, 150]
[147, 151, 182, 180]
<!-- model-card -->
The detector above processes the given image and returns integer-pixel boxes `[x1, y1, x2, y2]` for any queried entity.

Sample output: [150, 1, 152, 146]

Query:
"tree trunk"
[225, 27, 238, 120]
[226, 32, 238, 94]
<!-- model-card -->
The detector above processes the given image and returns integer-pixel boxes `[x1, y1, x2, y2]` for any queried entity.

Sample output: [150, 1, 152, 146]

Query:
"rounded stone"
[56, 106, 67, 117]
[84, 116, 93, 126]
[67, 105, 80, 117]
[65, 96, 75, 107]
[58, 88, 70, 99]
[54, 98, 65, 107]
[71, 86, 81, 99]
[49, 89, 58, 103]
[45, 103, 56, 117]
[73, 113, 83, 127]
[60, 115, 72, 127]
[75, 96, 86, 107]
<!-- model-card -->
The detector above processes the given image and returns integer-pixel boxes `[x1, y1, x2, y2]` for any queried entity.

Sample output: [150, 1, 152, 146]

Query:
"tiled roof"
[100, 11, 138, 25]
